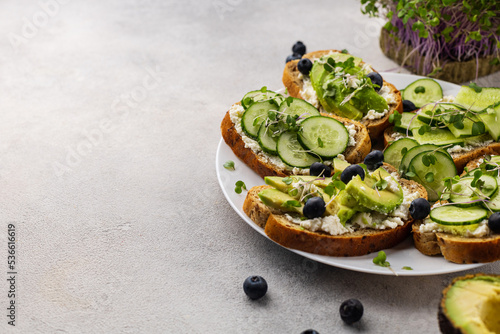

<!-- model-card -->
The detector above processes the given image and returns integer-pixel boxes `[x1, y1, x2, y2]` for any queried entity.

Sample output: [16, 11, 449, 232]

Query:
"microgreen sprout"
[373, 251, 390, 267]
[223, 160, 235, 171]
[235, 180, 247, 194]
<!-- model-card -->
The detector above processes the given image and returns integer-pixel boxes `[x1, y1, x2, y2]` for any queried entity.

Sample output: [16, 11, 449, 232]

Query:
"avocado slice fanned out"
[439, 274, 500, 334]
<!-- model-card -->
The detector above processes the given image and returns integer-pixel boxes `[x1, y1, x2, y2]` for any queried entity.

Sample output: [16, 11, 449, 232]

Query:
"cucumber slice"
[407, 150, 457, 201]
[450, 175, 498, 207]
[400, 144, 443, 174]
[484, 178, 500, 212]
[444, 113, 486, 138]
[417, 104, 445, 126]
[393, 112, 426, 135]
[454, 86, 500, 112]
[278, 97, 320, 119]
[413, 128, 465, 147]
[241, 100, 278, 139]
[430, 205, 488, 226]
[402, 78, 443, 108]
[297, 116, 349, 159]
[257, 122, 279, 155]
[277, 131, 320, 168]
[383, 138, 419, 170]
[241, 89, 284, 109]
[476, 102, 500, 141]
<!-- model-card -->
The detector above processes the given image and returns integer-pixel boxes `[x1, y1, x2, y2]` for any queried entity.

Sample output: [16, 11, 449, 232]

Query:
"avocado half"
[438, 274, 500, 334]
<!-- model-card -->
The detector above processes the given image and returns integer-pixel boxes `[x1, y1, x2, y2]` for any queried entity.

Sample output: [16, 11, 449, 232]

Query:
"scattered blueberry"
[340, 165, 365, 184]
[488, 212, 500, 233]
[286, 53, 302, 63]
[292, 41, 306, 56]
[298, 58, 313, 75]
[243, 276, 268, 300]
[339, 299, 364, 325]
[364, 150, 384, 170]
[367, 72, 383, 92]
[301, 330, 319, 334]
[303, 197, 326, 219]
[409, 198, 431, 220]
[402, 100, 417, 112]
[310, 162, 331, 177]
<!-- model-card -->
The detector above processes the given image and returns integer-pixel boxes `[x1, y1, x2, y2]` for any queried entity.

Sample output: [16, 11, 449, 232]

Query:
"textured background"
[0, 0, 499, 333]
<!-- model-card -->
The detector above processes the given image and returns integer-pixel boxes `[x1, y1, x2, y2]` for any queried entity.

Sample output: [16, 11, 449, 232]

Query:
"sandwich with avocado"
[282, 49, 403, 138]
[242, 159, 427, 256]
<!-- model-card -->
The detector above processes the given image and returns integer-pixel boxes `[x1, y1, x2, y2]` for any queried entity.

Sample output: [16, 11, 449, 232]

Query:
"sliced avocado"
[264, 176, 332, 193]
[333, 158, 351, 174]
[258, 188, 303, 214]
[345, 173, 403, 214]
[439, 275, 500, 334]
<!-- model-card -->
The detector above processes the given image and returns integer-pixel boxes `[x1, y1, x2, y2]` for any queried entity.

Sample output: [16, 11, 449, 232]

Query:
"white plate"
[216, 72, 485, 276]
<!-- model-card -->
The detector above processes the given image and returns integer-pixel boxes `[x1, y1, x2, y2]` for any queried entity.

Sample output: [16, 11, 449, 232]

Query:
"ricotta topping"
[419, 218, 491, 238]
[345, 124, 357, 146]
[447, 139, 494, 156]
[284, 177, 420, 236]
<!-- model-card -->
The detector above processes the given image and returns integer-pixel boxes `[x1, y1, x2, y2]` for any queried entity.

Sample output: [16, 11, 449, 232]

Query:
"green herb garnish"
[235, 180, 247, 194]
[402, 266, 413, 270]
[223, 160, 235, 171]
[373, 251, 390, 267]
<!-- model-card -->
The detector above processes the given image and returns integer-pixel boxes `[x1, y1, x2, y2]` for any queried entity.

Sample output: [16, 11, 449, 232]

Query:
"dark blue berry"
[367, 72, 383, 92]
[292, 41, 306, 56]
[301, 330, 320, 334]
[298, 58, 313, 75]
[488, 212, 500, 233]
[243, 276, 268, 300]
[339, 299, 363, 325]
[310, 162, 331, 177]
[402, 100, 417, 112]
[286, 53, 302, 63]
[340, 165, 365, 184]
[409, 198, 431, 220]
[364, 150, 384, 170]
[303, 197, 326, 219]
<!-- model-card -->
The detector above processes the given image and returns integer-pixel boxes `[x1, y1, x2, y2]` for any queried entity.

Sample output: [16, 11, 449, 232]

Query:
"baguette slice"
[243, 166, 428, 257]
[221, 104, 371, 178]
[412, 156, 500, 264]
[384, 126, 500, 174]
[283, 49, 403, 139]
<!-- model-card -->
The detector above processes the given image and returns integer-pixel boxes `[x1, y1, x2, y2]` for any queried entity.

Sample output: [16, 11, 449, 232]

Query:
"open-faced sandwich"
[282, 49, 403, 138]
[221, 88, 371, 178]
[413, 154, 500, 264]
[242, 159, 428, 256]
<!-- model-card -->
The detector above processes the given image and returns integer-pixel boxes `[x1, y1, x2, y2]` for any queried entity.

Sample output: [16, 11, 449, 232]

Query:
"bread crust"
[282, 50, 403, 139]
[384, 126, 500, 174]
[220, 104, 371, 179]
[243, 171, 428, 257]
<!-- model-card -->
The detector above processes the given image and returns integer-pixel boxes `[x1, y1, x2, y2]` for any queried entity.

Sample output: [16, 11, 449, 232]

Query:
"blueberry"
[367, 72, 383, 92]
[340, 165, 365, 184]
[301, 330, 319, 334]
[286, 53, 302, 63]
[292, 41, 306, 56]
[303, 197, 326, 219]
[488, 212, 500, 233]
[297, 58, 313, 75]
[339, 299, 363, 324]
[310, 162, 331, 177]
[402, 100, 417, 112]
[364, 150, 384, 170]
[409, 198, 431, 220]
[243, 276, 268, 300]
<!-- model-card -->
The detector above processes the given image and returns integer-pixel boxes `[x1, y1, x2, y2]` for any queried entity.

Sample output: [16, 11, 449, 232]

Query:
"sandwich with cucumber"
[384, 81, 500, 175]
[220, 87, 371, 178]
[282, 49, 403, 138]
[242, 159, 428, 256]
[412, 155, 500, 264]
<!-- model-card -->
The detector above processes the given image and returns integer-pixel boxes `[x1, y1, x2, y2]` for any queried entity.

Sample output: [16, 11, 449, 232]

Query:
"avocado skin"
[438, 274, 500, 334]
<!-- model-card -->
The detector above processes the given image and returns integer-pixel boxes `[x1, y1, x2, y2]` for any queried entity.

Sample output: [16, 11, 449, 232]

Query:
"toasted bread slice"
[412, 221, 500, 264]
[242, 168, 428, 257]
[221, 104, 371, 178]
[384, 126, 500, 174]
[283, 50, 403, 139]
[412, 155, 500, 264]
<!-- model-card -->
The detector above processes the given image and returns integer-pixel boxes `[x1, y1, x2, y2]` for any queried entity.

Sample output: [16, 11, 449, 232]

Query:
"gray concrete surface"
[0, 0, 498, 333]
